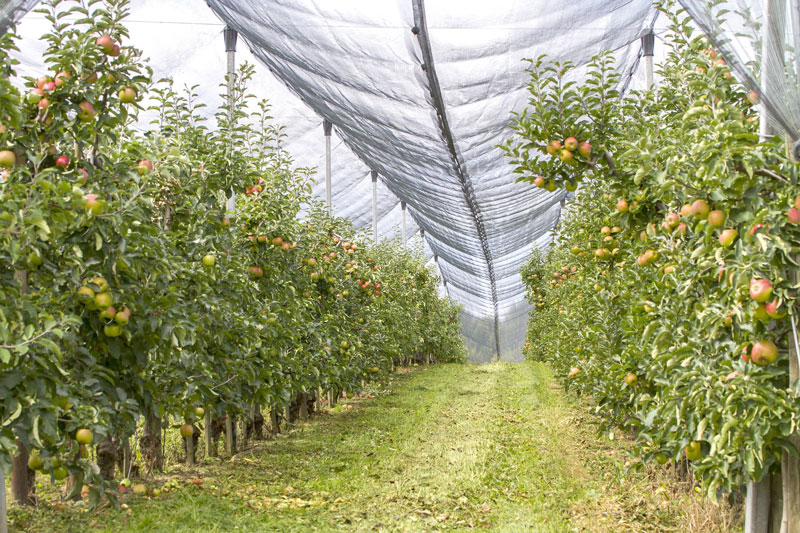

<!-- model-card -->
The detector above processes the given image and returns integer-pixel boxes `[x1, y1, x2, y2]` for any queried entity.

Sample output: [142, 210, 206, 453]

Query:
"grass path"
[16, 362, 738, 532]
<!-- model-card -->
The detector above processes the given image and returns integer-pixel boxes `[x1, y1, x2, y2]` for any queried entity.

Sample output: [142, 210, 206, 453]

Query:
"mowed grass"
[12, 361, 740, 532]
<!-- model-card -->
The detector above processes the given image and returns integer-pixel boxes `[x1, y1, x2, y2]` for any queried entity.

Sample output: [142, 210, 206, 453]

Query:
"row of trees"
[504, 7, 800, 502]
[0, 0, 464, 508]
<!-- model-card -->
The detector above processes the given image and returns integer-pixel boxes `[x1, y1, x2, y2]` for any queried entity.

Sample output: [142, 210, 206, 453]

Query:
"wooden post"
[270, 409, 280, 435]
[298, 393, 308, 421]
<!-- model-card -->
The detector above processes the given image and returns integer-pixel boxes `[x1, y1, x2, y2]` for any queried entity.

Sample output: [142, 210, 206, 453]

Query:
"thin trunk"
[204, 411, 215, 457]
[225, 416, 235, 456]
[270, 409, 280, 435]
[10, 441, 34, 506]
[0, 466, 7, 533]
[140, 412, 163, 472]
[298, 393, 308, 421]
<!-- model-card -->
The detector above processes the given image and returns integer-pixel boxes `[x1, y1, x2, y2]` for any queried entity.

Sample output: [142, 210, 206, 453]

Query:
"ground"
[11, 361, 741, 532]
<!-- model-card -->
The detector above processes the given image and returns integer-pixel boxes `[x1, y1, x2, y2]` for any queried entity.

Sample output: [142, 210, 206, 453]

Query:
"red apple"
[96, 35, 115, 54]
[27, 88, 44, 104]
[680, 204, 693, 217]
[137, 160, 153, 175]
[546, 140, 562, 155]
[616, 198, 629, 212]
[563, 137, 578, 151]
[751, 340, 778, 366]
[78, 102, 95, 121]
[719, 229, 738, 247]
[787, 208, 800, 225]
[55, 155, 70, 168]
[691, 199, 710, 219]
[84, 193, 103, 215]
[36, 76, 50, 90]
[750, 278, 773, 303]
[54, 71, 71, 88]
[38, 98, 50, 110]
[533, 176, 545, 188]
[707, 210, 725, 227]
[578, 142, 591, 158]
[42, 81, 56, 92]
[665, 212, 680, 229]
[110, 44, 121, 57]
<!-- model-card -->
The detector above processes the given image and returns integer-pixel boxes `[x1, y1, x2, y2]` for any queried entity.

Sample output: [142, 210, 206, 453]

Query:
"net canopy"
[677, 0, 800, 150]
[7, 0, 665, 361]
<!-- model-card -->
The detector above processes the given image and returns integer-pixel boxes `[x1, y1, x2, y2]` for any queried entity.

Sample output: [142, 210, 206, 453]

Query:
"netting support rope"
[401, 201, 407, 249]
[411, 0, 502, 360]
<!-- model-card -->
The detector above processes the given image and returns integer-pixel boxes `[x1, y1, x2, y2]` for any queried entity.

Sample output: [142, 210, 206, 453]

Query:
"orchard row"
[0, 0, 464, 507]
[504, 11, 800, 496]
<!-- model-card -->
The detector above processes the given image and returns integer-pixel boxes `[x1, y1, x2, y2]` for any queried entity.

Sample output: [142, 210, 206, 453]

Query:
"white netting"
[8, 0, 660, 361]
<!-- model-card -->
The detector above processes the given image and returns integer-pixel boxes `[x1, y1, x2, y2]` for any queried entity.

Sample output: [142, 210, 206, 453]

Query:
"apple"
[533, 176, 545, 188]
[55, 155, 70, 168]
[272, 237, 283, 246]
[578, 141, 591, 157]
[787, 208, 800, 225]
[691, 199, 710, 219]
[546, 140, 562, 155]
[81, 485, 90, 498]
[795, 195, 800, 211]
[249, 265, 263, 278]
[27, 452, 44, 471]
[307, 258, 317, 266]
[664, 265, 675, 274]
[765, 300, 784, 319]
[601, 226, 611, 235]
[281, 242, 291, 250]
[680, 204, 693, 217]
[195, 407, 205, 417]
[119, 87, 136, 104]
[36, 76, 50, 89]
[624, 373, 637, 385]
[77, 101, 94, 121]
[179, 424, 194, 438]
[76, 428, 93, 445]
[104, 324, 122, 337]
[137, 159, 153, 175]
[568, 367, 580, 378]
[115, 307, 131, 326]
[753, 304, 770, 322]
[84, 193, 103, 215]
[719, 229, 738, 247]
[563, 137, 578, 151]
[94, 292, 113, 309]
[202, 254, 215, 267]
[749, 223, 765, 237]
[96, 35, 115, 54]
[594, 249, 610, 260]
[77, 168, 89, 184]
[707, 210, 725, 227]
[684, 441, 703, 461]
[27, 88, 44, 104]
[751, 340, 778, 366]
[749, 278, 773, 303]
[310, 272, 320, 281]
[616, 198, 629, 212]
[133, 483, 147, 496]
[560, 150, 574, 164]
[664, 212, 680, 229]
[53, 466, 68, 481]
[77, 286, 95, 304]
[222, 217, 231, 227]
[54, 71, 71, 87]
[99, 306, 116, 320]
[0, 150, 15, 168]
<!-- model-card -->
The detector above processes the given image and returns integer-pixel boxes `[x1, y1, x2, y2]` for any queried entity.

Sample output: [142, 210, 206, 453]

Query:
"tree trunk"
[10, 441, 34, 506]
[204, 411, 215, 458]
[140, 412, 163, 472]
[97, 438, 117, 480]
[298, 393, 308, 421]
[270, 408, 280, 435]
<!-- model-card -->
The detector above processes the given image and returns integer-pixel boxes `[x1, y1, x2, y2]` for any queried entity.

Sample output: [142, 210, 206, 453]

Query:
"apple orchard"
[505, 10, 800, 497]
[0, 0, 464, 508]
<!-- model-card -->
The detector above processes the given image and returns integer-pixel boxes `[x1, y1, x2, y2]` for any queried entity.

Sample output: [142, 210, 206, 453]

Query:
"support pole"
[371, 171, 378, 243]
[224, 27, 237, 109]
[642, 32, 655, 89]
[225, 416, 234, 456]
[401, 201, 407, 249]
[204, 411, 214, 457]
[324, 120, 333, 215]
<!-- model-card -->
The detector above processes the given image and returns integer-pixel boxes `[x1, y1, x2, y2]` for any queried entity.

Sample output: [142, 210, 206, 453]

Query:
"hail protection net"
[677, 0, 800, 147]
[8, 0, 661, 362]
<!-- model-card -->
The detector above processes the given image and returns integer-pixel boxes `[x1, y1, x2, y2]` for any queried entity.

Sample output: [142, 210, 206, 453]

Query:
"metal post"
[324, 120, 333, 215]
[401, 201, 407, 249]
[642, 32, 655, 89]
[0, 467, 7, 533]
[746, 3, 786, 531]
[371, 171, 378, 243]
[224, 27, 237, 118]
